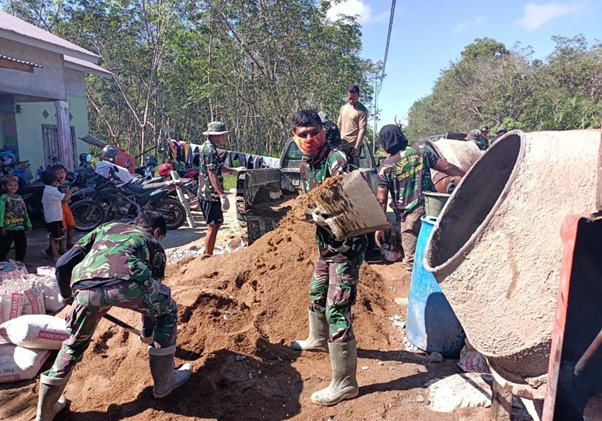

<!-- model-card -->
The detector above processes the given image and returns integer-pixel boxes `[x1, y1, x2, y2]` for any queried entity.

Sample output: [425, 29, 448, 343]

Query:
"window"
[41, 125, 76, 166]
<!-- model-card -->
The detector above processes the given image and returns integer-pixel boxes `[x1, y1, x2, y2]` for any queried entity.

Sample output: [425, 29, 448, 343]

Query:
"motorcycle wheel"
[71, 199, 106, 231]
[153, 197, 186, 230]
[99, 198, 117, 222]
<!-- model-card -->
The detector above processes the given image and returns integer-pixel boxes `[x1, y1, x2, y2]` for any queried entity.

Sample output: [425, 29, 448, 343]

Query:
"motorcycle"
[76, 168, 187, 230]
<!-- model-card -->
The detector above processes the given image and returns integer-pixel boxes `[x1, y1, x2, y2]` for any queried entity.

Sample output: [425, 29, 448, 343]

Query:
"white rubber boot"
[35, 370, 70, 421]
[311, 339, 359, 406]
[291, 309, 328, 352]
[149, 345, 192, 399]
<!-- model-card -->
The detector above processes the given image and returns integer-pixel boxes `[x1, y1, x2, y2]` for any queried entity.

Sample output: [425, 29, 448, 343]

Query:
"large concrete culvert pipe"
[424, 129, 601, 380]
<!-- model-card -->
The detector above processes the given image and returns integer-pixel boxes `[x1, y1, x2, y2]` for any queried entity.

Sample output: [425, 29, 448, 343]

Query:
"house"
[0, 11, 112, 174]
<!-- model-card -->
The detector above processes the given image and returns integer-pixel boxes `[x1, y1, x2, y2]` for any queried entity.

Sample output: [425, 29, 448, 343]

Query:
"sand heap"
[1, 197, 394, 421]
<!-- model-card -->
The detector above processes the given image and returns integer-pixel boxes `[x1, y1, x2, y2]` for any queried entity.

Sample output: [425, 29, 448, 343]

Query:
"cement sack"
[0, 344, 52, 383]
[36, 266, 55, 278]
[0, 314, 69, 349]
[457, 340, 489, 373]
[0, 291, 23, 324]
[23, 273, 62, 313]
[0, 260, 28, 283]
[313, 171, 389, 240]
[427, 373, 493, 413]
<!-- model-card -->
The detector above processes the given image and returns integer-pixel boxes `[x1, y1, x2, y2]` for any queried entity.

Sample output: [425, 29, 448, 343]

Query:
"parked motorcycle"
[75, 168, 187, 230]
[158, 163, 199, 210]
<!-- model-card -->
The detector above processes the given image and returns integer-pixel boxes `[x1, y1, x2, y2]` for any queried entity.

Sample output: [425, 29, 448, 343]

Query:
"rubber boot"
[311, 339, 359, 406]
[35, 370, 70, 421]
[149, 345, 192, 399]
[291, 309, 328, 352]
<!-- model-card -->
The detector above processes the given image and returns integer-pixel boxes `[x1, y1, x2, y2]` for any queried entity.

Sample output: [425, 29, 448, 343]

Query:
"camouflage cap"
[203, 121, 228, 135]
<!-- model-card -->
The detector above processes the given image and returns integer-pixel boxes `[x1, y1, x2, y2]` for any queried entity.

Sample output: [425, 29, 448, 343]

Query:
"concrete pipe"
[424, 129, 601, 379]
[426, 139, 482, 193]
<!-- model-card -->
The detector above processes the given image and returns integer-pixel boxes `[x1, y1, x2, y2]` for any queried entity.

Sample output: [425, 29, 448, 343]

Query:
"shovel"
[102, 313, 141, 336]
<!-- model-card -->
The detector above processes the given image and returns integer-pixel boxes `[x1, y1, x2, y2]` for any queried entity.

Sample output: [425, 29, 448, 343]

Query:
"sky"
[326, 0, 602, 128]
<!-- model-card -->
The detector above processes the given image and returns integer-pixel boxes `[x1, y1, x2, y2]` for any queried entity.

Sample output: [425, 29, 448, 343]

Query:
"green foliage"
[3, 0, 372, 158]
[406, 36, 602, 141]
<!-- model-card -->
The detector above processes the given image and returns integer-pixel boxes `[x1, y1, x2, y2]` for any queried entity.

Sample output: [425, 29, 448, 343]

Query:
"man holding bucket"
[374, 124, 465, 276]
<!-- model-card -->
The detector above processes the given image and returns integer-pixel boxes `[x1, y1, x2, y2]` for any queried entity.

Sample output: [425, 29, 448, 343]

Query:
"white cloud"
[515, 2, 584, 30]
[326, 0, 389, 25]
[452, 21, 468, 34]
[452, 17, 485, 34]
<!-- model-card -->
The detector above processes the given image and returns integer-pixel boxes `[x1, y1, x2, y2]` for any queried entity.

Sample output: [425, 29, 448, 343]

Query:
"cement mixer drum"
[424, 129, 601, 379]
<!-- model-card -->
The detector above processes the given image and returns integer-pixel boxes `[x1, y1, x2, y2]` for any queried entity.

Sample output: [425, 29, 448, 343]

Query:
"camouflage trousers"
[47, 279, 177, 378]
[309, 252, 365, 343]
[401, 206, 425, 274]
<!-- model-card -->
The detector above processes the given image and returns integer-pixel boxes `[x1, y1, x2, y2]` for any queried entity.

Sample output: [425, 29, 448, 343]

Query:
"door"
[41, 125, 76, 167]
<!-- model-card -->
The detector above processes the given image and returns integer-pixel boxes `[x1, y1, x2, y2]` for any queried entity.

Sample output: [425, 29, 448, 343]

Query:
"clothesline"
[167, 139, 280, 169]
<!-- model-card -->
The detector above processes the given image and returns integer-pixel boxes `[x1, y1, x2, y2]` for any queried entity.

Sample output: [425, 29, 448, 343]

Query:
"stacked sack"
[0, 264, 68, 383]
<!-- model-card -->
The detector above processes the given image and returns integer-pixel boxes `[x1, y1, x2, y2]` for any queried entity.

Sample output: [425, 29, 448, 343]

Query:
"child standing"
[42, 171, 74, 260]
[51, 164, 78, 252]
[0, 175, 32, 262]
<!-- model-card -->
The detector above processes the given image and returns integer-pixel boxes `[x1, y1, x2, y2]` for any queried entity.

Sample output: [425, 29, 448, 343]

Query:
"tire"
[99, 198, 116, 222]
[71, 199, 106, 231]
[153, 197, 186, 230]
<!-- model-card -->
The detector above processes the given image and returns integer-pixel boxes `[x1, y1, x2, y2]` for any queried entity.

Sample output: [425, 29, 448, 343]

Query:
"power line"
[379, 0, 396, 93]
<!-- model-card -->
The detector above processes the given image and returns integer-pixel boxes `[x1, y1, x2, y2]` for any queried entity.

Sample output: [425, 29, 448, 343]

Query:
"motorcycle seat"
[122, 182, 166, 194]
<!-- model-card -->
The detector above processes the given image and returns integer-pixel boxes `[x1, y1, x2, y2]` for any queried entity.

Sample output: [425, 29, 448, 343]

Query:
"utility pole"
[373, 77, 378, 156]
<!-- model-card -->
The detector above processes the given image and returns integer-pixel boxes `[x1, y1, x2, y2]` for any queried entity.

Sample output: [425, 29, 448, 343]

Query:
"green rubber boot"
[35, 370, 70, 421]
[149, 345, 192, 399]
[291, 309, 329, 352]
[311, 339, 359, 406]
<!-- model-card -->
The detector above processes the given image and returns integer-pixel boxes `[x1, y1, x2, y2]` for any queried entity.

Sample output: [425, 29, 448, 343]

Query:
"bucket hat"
[203, 121, 228, 135]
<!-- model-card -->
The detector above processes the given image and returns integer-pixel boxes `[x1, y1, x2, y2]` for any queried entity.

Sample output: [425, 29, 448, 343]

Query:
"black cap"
[348, 84, 360, 94]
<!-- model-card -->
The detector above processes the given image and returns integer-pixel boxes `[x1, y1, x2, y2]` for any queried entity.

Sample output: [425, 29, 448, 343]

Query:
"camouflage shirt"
[198, 139, 223, 202]
[470, 129, 489, 150]
[377, 146, 438, 217]
[70, 222, 166, 287]
[300, 145, 368, 262]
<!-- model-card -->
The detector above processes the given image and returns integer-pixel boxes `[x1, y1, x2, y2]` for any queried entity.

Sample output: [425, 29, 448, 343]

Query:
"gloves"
[234, 166, 246, 172]
[311, 206, 330, 227]
[139, 333, 154, 345]
[220, 194, 230, 211]
[58, 293, 73, 306]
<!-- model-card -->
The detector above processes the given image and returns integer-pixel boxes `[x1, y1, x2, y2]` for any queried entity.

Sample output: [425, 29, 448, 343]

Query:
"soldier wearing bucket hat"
[198, 121, 243, 256]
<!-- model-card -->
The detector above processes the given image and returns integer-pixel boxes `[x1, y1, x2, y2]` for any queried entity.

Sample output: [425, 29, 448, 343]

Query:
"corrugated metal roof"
[0, 53, 43, 68]
[0, 11, 98, 59]
[64, 55, 112, 78]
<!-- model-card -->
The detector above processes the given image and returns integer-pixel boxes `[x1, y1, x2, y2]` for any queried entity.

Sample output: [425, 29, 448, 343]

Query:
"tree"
[405, 36, 602, 141]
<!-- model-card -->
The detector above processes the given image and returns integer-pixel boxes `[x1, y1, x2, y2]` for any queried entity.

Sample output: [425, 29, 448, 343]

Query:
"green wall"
[14, 95, 90, 175]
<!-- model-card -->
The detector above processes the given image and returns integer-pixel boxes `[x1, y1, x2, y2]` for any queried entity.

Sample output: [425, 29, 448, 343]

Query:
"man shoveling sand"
[35, 211, 191, 421]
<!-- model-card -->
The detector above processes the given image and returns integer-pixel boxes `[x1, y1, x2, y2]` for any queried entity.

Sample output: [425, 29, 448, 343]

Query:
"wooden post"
[491, 379, 513, 421]
[170, 171, 195, 229]
[54, 100, 74, 171]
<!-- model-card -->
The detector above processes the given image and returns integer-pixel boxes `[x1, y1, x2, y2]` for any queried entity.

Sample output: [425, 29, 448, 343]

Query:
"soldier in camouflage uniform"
[197, 121, 242, 256]
[374, 124, 464, 276]
[35, 211, 191, 421]
[468, 126, 490, 150]
[290, 110, 367, 407]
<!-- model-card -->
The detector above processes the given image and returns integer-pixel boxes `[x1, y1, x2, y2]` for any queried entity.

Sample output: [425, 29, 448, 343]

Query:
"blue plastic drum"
[405, 216, 465, 358]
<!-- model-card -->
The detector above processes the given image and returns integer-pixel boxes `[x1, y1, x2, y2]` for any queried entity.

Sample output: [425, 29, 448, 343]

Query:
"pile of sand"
[1, 197, 396, 421]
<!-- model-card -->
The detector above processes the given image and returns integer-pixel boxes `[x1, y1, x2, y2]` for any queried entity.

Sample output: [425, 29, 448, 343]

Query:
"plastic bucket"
[406, 216, 465, 358]
[424, 192, 450, 218]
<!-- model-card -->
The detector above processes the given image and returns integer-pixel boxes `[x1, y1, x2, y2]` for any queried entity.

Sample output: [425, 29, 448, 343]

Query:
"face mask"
[294, 129, 326, 156]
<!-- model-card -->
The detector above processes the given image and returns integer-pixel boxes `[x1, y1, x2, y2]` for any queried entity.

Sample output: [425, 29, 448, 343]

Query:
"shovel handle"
[103, 313, 141, 336]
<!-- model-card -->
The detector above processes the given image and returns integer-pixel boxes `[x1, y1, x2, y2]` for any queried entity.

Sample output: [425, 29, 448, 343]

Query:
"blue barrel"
[406, 216, 465, 358]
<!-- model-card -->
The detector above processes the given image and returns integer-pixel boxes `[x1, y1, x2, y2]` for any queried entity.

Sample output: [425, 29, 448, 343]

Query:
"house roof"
[64, 55, 112, 78]
[0, 11, 98, 62]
